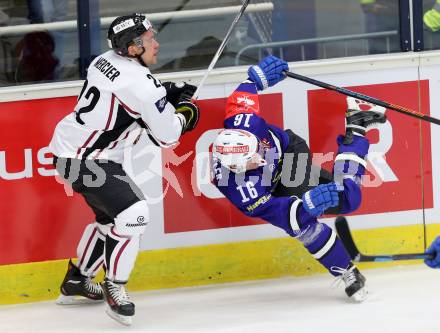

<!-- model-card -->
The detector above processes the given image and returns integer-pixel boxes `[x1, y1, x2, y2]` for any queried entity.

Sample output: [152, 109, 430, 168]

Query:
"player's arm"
[224, 55, 288, 126]
[136, 79, 198, 145]
[243, 186, 342, 238]
[138, 88, 183, 145]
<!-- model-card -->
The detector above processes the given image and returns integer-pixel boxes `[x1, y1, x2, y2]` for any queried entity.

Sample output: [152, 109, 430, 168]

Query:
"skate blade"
[56, 294, 104, 305]
[350, 287, 368, 303]
[105, 305, 132, 326]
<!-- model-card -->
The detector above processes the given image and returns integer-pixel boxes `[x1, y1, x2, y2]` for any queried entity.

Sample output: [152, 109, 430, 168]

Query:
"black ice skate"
[102, 279, 135, 326]
[344, 97, 387, 144]
[332, 264, 367, 302]
[56, 259, 104, 305]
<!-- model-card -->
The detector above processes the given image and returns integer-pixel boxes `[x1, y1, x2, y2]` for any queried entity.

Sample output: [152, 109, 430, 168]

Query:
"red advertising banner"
[0, 80, 433, 265]
[0, 97, 94, 265]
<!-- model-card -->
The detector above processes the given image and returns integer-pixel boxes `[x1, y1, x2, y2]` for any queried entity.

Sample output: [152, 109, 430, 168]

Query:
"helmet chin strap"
[127, 46, 148, 67]
[136, 47, 148, 67]
[136, 52, 148, 67]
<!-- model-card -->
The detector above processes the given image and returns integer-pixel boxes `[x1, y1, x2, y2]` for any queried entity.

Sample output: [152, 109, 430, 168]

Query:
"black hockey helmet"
[107, 13, 152, 56]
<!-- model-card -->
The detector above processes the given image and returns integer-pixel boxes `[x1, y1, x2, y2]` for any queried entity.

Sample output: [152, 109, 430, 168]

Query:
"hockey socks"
[298, 222, 352, 275]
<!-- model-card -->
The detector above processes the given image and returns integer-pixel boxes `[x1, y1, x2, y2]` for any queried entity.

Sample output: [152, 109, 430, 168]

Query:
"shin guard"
[77, 222, 110, 277]
[298, 222, 352, 276]
[104, 201, 149, 283]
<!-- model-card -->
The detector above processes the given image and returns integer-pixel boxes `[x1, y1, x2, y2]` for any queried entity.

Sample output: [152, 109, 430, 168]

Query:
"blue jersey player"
[212, 56, 387, 302]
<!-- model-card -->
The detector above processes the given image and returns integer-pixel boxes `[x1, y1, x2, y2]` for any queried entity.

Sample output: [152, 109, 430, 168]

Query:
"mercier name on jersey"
[48, 50, 184, 164]
[93, 57, 120, 82]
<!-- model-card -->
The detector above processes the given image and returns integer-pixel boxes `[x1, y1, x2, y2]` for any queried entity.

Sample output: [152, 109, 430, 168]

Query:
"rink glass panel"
[97, 0, 404, 71]
[0, 0, 79, 86]
[1, 0, 439, 85]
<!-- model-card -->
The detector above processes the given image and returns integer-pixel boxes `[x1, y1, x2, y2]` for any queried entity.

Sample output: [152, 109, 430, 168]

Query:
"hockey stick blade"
[335, 216, 434, 262]
[284, 70, 440, 126]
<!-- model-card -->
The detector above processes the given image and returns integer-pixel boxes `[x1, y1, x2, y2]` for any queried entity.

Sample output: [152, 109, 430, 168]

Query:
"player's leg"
[55, 158, 147, 325]
[269, 132, 365, 300]
[56, 202, 115, 304]
[101, 199, 149, 326]
[326, 96, 387, 215]
[75, 210, 111, 278]
[54, 158, 110, 304]
[297, 97, 387, 299]
[76, 160, 147, 326]
[258, 196, 366, 301]
[291, 208, 367, 302]
[299, 97, 386, 298]
[56, 220, 110, 305]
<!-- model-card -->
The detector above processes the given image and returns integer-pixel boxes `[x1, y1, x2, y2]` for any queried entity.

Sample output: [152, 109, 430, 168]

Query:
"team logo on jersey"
[225, 91, 260, 118]
[155, 97, 168, 113]
[236, 94, 259, 113]
[237, 95, 255, 107]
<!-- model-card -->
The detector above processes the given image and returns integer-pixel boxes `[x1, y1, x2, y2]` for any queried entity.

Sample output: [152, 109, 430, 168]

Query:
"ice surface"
[0, 265, 438, 333]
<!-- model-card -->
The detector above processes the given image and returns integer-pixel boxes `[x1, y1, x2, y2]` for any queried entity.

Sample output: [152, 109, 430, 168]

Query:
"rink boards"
[1, 52, 440, 304]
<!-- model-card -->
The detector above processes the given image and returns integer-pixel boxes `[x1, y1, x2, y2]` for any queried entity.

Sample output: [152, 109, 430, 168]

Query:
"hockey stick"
[284, 71, 440, 126]
[192, 0, 251, 101]
[334, 216, 434, 262]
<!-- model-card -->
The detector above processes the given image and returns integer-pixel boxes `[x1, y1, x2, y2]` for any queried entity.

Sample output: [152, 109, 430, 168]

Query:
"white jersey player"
[49, 13, 199, 326]
[50, 26, 195, 161]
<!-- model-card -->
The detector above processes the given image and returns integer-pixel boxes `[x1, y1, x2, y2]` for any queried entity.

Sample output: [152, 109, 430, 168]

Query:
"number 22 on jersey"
[76, 79, 100, 125]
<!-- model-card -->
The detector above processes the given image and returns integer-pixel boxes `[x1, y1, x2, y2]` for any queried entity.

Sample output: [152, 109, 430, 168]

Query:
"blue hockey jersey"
[212, 81, 302, 235]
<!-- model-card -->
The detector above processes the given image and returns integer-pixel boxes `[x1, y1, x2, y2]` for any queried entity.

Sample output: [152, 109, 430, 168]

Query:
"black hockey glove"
[163, 81, 197, 107]
[175, 101, 200, 134]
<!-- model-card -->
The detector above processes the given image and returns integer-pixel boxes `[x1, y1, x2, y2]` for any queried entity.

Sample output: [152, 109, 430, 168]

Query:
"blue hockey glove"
[425, 236, 440, 268]
[248, 55, 288, 91]
[301, 182, 342, 217]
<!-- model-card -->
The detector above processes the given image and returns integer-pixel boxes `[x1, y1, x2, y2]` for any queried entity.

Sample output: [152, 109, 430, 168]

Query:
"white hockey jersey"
[49, 50, 184, 163]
